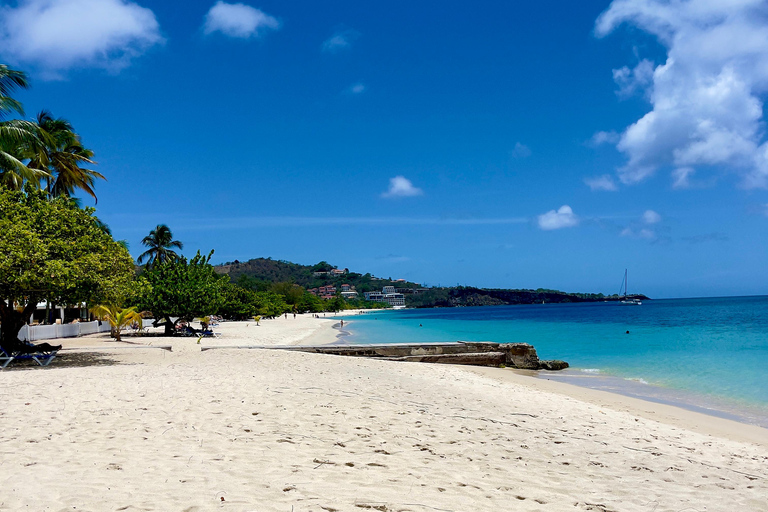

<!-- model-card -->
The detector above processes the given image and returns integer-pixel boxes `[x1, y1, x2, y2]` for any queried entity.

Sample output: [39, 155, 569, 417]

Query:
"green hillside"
[215, 258, 422, 294]
[215, 258, 648, 309]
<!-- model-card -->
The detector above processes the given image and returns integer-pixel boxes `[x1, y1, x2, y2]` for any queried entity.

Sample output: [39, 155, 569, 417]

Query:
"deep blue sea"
[339, 296, 768, 428]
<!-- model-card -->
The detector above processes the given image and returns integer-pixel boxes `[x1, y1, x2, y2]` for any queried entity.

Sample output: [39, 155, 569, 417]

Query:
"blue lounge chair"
[0, 348, 13, 369]
[1, 341, 61, 368]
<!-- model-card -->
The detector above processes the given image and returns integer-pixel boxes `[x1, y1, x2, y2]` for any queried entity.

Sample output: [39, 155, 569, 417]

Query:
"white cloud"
[671, 166, 695, 189]
[322, 29, 359, 53]
[613, 58, 655, 99]
[537, 205, 579, 230]
[584, 174, 618, 191]
[349, 82, 366, 94]
[595, 0, 768, 188]
[590, 130, 621, 146]
[643, 209, 661, 224]
[0, 0, 162, 77]
[510, 142, 531, 158]
[381, 176, 423, 198]
[203, 2, 279, 39]
[621, 227, 657, 240]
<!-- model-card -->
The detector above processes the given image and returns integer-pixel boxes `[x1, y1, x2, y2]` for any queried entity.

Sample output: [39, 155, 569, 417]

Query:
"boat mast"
[625, 269, 628, 299]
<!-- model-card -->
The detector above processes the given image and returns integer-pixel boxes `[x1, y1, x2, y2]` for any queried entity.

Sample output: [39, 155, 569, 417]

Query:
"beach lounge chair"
[0, 348, 14, 369]
[3, 341, 61, 367]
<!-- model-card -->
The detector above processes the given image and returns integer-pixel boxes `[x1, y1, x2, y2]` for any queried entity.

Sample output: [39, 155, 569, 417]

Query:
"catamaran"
[619, 269, 642, 305]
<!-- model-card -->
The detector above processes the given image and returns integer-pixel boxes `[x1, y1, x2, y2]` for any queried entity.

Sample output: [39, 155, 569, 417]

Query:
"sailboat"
[619, 269, 642, 305]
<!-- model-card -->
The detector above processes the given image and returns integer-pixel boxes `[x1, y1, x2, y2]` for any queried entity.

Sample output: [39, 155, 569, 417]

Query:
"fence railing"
[19, 321, 113, 342]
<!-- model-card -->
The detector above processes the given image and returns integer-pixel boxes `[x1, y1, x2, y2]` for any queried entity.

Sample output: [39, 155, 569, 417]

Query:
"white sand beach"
[1, 315, 766, 511]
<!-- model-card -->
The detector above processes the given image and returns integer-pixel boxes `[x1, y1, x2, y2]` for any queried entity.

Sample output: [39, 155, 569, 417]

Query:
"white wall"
[18, 321, 112, 342]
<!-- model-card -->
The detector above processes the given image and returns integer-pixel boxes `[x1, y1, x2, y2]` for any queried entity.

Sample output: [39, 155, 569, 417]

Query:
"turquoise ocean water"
[339, 296, 768, 428]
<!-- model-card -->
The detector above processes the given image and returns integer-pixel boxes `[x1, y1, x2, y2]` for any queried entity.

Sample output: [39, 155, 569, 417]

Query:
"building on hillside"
[384, 292, 405, 308]
[364, 291, 384, 302]
[340, 283, 358, 299]
[318, 285, 337, 300]
[364, 288, 405, 308]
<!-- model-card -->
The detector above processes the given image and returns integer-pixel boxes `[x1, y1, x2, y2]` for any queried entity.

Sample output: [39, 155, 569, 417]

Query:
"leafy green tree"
[0, 187, 136, 352]
[252, 291, 289, 318]
[219, 282, 259, 320]
[311, 261, 334, 272]
[271, 282, 304, 307]
[295, 292, 324, 313]
[137, 224, 184, 268]
[325, 296, 347, 313]
[138, 250, 226, 334]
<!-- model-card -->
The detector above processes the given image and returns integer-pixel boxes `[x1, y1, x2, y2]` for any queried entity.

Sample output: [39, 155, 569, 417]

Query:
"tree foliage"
[90, 305, 146, 342]
[0, 187, 135, 350]
[1, 67, 103, 202]
[137, 224, 183, 268]
[28, 110, 104, 202]
[138, 250, 226, 334]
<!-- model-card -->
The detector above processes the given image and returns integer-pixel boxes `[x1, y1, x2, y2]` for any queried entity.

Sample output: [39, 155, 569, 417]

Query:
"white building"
[384, 293, 405, 308]
[364, 291, 384, 302]
[364, 288, 405, 308]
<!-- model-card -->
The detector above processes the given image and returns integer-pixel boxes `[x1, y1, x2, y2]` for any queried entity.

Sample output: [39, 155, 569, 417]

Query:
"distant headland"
[215, 257, 649, 309]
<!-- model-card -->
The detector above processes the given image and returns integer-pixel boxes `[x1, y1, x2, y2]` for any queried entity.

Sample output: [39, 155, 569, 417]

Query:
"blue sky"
[3, 0, 768, 298]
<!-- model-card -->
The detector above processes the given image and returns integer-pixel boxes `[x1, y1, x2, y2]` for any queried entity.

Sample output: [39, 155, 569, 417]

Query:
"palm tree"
[0, 65, 27, 119]
[137, 224, 184, 267]
[27, 110, 104, 203]
[0, 65, 47, 189]
[90, 305, 147, 342]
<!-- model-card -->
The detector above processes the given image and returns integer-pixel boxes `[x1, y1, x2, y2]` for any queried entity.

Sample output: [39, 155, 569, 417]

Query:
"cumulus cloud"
[537, 205, 579, 230]
[0, 0, 162, 77]
[643, 209, 661, 224]
[381, 176, 423, 198]
[322, 29, 359, 53]
[595, 0, 768, 188]
[584, 174, 618, 191]
[203, 2, 279, 39]
[510, 142, 532, 158]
